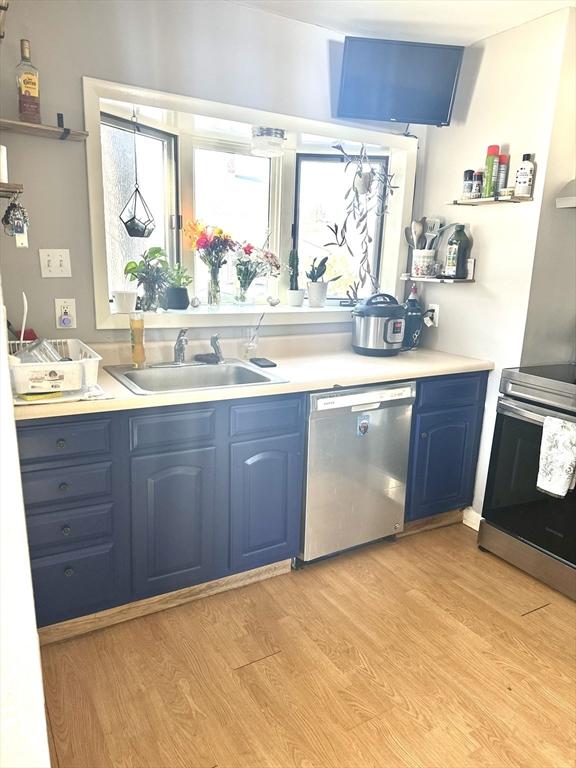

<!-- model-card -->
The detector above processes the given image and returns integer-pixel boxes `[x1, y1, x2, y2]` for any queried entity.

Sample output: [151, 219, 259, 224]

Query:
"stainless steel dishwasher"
[301, 381, 416, 561]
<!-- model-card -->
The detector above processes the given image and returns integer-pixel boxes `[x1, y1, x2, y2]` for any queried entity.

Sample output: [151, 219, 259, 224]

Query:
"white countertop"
[13, 348, 493, 421]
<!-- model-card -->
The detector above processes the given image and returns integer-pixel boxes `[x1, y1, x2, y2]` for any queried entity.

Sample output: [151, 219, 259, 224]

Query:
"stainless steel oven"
[479, 364, 576, 599]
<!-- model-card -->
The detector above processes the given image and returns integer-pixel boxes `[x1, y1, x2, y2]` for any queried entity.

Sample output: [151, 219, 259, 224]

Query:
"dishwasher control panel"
[315, 384, 414, 411]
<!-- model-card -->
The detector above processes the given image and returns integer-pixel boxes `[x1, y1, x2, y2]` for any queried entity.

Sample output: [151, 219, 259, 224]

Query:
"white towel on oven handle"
[537, 416, 576, 498]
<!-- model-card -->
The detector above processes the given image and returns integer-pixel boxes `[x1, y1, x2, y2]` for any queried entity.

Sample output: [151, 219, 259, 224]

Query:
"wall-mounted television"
[338, 37, 465, 126]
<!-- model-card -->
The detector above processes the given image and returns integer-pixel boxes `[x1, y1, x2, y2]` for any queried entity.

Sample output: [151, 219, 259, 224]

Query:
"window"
[100, 114, 178, 293]
[293, 154, 388, 300]
[192, 147, 271, 302]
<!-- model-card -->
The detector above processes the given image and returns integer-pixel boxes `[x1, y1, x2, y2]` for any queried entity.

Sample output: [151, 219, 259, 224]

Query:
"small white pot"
[112, 290, 138, 313]
[286, 289, 305, 307]
[307, 281, 328, 308]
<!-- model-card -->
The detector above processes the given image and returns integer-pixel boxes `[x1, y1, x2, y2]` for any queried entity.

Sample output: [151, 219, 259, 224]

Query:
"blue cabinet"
[406, 372, 488, 521]
[131, 447, 218, 597]
[230, 433, 303, 572]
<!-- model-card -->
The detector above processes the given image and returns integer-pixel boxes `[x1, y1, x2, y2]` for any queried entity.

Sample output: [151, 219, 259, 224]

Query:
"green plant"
[305, 256, 341, 284]
[288, 248, 300, 291]
[166, 262, 193, 288]
[124, 247, 169, 311]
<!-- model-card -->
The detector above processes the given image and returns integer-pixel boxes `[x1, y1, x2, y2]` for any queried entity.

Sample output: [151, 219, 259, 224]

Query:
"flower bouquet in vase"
[186, 221, 236, 305]
[234, 238, 281, 303]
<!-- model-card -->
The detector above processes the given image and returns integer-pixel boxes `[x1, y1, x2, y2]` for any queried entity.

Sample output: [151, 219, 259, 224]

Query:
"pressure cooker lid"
[352, 293, 404, 318]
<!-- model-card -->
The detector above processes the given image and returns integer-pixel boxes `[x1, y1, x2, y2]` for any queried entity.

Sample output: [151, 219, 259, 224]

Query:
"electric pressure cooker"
[351, 293, 406, 356]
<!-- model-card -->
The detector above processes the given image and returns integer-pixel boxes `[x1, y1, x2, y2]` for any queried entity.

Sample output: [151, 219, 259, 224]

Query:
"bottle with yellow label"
[129, 312, 146, 369]
[16, 39, 40, 124]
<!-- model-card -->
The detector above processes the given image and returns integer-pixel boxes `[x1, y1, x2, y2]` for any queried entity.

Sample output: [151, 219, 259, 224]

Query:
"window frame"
[99, 111, 181, 279]
[292, 152, 389, 302]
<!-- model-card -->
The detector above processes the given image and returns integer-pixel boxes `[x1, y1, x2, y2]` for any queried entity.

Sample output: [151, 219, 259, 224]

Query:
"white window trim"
[83, 76, 417, 329]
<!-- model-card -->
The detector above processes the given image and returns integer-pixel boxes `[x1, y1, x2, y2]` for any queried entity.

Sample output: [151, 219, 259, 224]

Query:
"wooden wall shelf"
[0, 118, 88, 142]
[447, 196, 532, 206]
[0, 182, 23, 198]
[400, 275, 475, 284]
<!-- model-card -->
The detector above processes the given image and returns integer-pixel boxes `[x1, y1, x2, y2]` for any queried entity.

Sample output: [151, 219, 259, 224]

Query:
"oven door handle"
[497, 397, 576, 426]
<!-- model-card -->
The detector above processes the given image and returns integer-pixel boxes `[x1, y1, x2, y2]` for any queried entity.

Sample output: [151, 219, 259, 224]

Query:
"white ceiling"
[230, 0, 574, 45]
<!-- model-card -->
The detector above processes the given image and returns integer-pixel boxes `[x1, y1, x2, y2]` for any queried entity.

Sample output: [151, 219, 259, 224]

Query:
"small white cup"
[112, 290, 138, 313]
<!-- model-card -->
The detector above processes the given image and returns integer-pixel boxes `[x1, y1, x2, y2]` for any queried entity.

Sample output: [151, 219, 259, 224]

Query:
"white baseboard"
[462, 507, 482, 531]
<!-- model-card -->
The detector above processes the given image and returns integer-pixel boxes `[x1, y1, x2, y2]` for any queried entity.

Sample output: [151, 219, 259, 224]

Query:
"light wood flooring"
[42, 524, 576, 768]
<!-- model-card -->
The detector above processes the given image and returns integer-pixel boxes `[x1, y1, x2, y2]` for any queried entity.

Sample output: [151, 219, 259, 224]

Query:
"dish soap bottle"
[16, 39, 41, 124]
[514, 154, 534, 198]
[129, 311, 146, 369]
[443, 225, 470, 279]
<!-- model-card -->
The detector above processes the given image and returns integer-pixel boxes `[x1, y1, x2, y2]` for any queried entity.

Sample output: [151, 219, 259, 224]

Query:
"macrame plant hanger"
[119, 108, 155, 238]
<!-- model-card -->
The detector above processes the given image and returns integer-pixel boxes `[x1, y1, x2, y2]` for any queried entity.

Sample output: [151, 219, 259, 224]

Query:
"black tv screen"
[338, 37, 464, 126]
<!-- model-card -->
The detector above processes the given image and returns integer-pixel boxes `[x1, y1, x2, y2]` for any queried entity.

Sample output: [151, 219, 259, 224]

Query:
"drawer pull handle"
[63, 567, 74, 578]
[58, 482, 69, 492]
[421, 432, 428, 439]
[61, 525, 72, 536]
[56, 438, 66, 449]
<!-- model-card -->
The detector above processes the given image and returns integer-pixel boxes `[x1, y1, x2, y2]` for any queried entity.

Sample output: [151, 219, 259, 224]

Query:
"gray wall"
[0, 0, 426, 343]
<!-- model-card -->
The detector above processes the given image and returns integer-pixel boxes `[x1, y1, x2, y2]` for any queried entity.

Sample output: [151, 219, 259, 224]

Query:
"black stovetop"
[514, 363, 576, 387]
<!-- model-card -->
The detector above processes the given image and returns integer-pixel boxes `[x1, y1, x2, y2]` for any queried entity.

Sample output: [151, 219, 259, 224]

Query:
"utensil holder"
[411, 249, 438, 278]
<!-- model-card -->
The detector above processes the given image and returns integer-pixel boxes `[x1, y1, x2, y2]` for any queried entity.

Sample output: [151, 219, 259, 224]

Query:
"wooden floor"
[42, 524, 576, 768]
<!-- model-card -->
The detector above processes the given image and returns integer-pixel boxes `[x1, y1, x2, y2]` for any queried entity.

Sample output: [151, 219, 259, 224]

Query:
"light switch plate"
[40, 249, 71, 278]
[55, 298, 77, 329]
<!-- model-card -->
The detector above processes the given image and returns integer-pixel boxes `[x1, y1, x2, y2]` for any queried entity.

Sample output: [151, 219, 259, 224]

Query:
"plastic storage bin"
[8, 339, 101, 394]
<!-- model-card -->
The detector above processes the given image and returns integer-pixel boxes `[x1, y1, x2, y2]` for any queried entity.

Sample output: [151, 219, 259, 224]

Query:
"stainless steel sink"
[104, 359, 286, 395]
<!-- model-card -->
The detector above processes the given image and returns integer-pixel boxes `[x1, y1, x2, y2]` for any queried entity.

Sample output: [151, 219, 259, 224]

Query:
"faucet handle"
[176, 329, 188, 343]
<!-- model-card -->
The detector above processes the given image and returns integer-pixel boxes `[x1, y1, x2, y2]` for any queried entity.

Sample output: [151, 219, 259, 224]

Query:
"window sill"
[101, 303, 354, 329]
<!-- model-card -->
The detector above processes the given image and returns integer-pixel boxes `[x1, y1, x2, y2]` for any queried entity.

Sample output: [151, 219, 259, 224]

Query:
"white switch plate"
[39, 249, 71, 278]
[427, 303, 440, 328]
[55, 298, 77, 329]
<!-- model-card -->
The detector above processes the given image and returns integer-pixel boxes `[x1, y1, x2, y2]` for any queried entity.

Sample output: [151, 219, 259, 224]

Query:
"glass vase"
[208, 266, 221, 306]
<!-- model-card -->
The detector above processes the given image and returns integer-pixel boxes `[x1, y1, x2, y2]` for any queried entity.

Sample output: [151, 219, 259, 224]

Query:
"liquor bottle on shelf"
[441, 225, 470, 279]
[16, 39, 40, 124]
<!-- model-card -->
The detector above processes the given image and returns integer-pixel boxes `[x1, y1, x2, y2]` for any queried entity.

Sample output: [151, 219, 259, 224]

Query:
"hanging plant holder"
[120, 184, 155, 237]
[119, 109, 155, 238]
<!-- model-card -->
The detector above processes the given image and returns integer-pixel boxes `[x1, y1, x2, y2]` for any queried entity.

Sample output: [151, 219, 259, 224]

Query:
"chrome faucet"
[173, 329, 188, 364]
[210, 333, 224, 363]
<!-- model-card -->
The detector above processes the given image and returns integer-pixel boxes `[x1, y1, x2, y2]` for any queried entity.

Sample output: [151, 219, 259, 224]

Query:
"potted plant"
[165, 263, 193, 310]
[306, 256, 341, 308]
[123, 246, 169, 312]
[287, 248, 305, 306]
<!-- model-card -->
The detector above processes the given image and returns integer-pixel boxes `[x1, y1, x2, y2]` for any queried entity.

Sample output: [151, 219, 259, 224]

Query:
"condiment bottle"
[495, 154, 509, 195]
[514, 154, 534, 198]
[482, 145, 500, 198]
[471, 170, 483, 199]
[462, 170, 474, 199]
[443, 225, 470, 279]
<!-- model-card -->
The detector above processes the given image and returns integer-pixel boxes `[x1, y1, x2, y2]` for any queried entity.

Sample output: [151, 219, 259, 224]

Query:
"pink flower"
[243, 243, 255, 254]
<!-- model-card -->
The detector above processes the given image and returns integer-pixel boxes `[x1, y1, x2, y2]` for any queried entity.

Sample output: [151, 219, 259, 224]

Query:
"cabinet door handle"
[61, 525, 72, 536]
[56, 438, 66, 449]
[421, 432, 428, 439]
[58, 482, 69, 492]
[63, 567, 74, 578]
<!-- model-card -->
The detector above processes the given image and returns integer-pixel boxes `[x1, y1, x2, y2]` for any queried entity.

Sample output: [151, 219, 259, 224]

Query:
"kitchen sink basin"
[104, 359, 287, 395]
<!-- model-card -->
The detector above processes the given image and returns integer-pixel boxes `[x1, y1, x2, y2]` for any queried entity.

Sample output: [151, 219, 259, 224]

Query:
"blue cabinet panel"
[27, 503, 114, 554]
[415, 372, 486, 410]
[230, 398, 302, 438]
[130, 408, 216, 452]
[31, 542, 117, 626]
[132, 446, 217, 597]
[230, 433, 303, 571]
[21, 461, 113, 507]
[18, 419, 111, 463]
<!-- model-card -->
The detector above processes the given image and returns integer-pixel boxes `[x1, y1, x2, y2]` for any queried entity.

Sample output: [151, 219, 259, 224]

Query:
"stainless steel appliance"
[351, 294, 406, 356]
[480, 363, 576, 599]
[301, 381, 415, 561]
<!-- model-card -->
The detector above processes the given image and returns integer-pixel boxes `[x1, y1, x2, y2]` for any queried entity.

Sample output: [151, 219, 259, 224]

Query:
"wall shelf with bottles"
[400, 274, 475, 284]
[447, 196, 532, 206]
[0, 118, 88, 142]
[0, 182, 24, 199]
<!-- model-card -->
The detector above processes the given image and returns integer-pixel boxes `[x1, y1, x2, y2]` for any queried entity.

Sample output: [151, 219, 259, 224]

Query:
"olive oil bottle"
[16, 39, 41, 123]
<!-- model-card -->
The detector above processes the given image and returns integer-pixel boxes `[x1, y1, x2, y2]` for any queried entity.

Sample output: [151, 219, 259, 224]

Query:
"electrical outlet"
[55, 298, 77, 329]
[39, 249, 71, 278]
[427, 303, 440, 328]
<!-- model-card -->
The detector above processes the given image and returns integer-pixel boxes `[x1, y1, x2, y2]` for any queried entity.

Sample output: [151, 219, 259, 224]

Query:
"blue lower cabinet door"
[408, 405, 480, 520]
[132, 447, 217, 597]
[31, 543, 117, 627]
[230, 433, 303, 571]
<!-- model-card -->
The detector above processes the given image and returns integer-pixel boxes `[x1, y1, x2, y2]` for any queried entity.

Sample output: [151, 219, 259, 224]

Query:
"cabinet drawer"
[27, 503, 113, 554]
[18, 419, 111, 463]
[21, 462, 112, 507]
[230, 397, 302, 438]
[130, 409, 215, 451]
[416, 373, 487, 410]
[31, 543, 117, 627]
